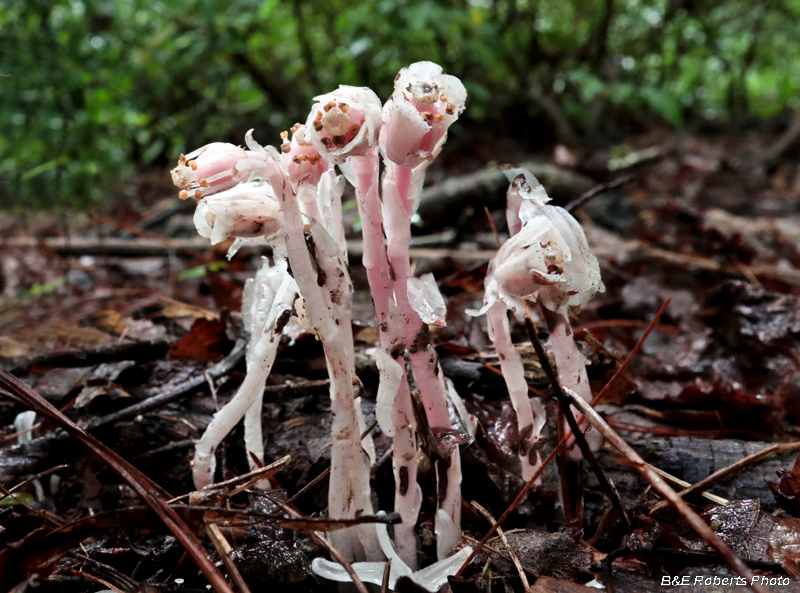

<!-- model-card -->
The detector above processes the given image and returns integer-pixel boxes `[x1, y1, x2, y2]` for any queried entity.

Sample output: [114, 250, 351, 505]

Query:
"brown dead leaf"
[168, 318, 229, 361]
[769, 454, 800, 516]
[673, 499, 800, 572]
[208, 271, 243, 312]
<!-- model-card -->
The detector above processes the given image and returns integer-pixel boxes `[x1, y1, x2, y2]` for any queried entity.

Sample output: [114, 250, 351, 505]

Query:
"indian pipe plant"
[470, 170, 605, 466]
[170, 62, 602, 591]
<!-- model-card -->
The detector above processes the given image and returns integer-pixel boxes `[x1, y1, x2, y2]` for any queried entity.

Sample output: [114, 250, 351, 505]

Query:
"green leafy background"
[3, 0, 799, 210]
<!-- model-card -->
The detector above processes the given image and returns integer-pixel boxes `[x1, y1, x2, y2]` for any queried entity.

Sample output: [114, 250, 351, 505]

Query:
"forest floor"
[2, 126, 800, 593]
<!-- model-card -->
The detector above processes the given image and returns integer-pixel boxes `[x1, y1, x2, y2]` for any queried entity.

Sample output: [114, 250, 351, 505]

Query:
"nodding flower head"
[171, 142, 247, 200]
[172, 141, 271, 201]
[280, 124, 330, 185]
[380, 61, 467, 167]
[504, 169, 552, 236]
[493, 206, 604, 313]
[304, 86, 382, 164]
[193, 181, 281, 245]
[474, 205, 604, 318]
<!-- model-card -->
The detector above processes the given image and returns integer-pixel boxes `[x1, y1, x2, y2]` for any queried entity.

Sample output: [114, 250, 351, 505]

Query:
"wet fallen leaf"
[168, 318, 230, 362]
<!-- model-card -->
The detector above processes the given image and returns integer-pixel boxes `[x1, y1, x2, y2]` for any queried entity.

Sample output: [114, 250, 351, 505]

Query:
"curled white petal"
[407, 273, 447, 327]
[193, 182, 281, 245]
[380, 96, 432, 167]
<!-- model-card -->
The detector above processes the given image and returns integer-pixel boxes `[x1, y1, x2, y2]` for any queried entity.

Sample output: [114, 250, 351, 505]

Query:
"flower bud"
[304, 86, 383, 164]
[171, 142, 249, 200]
[281, 124, 330, 185]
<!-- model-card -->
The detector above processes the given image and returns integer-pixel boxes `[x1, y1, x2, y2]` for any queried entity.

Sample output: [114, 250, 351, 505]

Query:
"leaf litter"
[1, 128, 800, 591]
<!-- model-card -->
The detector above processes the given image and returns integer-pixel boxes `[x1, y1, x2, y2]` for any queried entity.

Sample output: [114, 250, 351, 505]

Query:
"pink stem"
[351, 154, 419, 568]
[383, 164, 451, 429]
[383, 161, 462, 558]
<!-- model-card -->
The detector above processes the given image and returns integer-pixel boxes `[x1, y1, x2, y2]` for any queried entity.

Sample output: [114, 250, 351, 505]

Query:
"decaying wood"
[600, 434, 800, 511]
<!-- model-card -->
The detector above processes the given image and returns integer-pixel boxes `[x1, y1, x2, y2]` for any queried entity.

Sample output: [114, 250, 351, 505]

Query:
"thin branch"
[524, 305, 630, 528]
[565, 174, 635, 212]
[205, 523, 252, 593]
[85, 339, 246, 429]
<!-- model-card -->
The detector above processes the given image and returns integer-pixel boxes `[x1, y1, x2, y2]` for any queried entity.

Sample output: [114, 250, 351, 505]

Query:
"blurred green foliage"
[2, 0, 800, 210]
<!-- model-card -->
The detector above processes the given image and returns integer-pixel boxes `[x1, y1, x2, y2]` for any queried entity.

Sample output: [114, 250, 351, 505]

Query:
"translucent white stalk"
[383, 161, 463, 559]
[486, 301, 546, 482]
[543, 307, 603, 461]
[192, 262, 297, 489]
[14, 411, 44, 501]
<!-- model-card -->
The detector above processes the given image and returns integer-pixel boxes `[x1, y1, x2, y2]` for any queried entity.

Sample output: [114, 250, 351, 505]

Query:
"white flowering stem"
[486, 301, 545, 482]
[243, 390, 265, 468]
[541, 306, 602, 461]
[348, 152, 420, 568]
[192, 273, 296, 489]
[193, 352, 272, 489]
[275, 177, 379, 562]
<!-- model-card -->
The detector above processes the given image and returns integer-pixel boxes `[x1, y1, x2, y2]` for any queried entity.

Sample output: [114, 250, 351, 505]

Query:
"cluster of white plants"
[171, 62, 603, 591]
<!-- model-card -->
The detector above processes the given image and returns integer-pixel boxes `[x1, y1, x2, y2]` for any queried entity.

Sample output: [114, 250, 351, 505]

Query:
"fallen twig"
[565, 175, 634, 212]
[205, 523, 252, 593]
[524, 304, 631, 528]
[84, 338, 246, 430]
